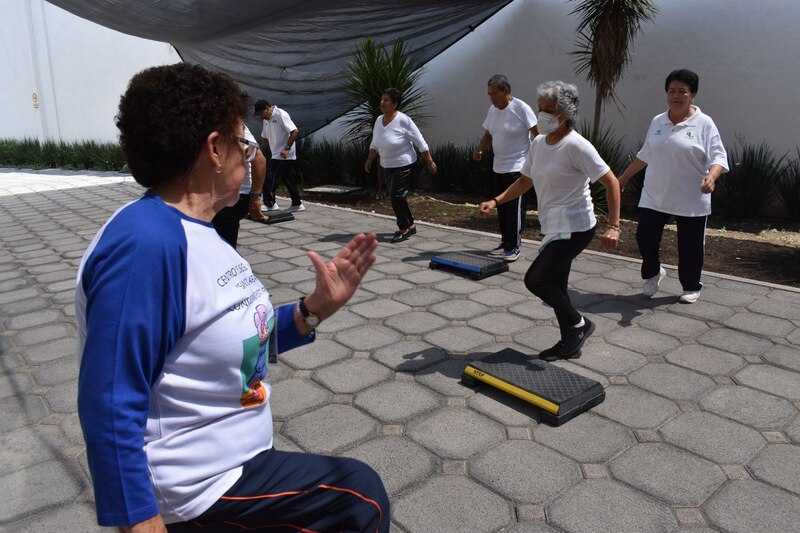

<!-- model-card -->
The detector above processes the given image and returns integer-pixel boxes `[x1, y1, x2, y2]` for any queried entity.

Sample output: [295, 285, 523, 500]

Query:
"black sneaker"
[390, 225, 416, 243]
[560, 318, 595, 357]
[539, 341, 582, 362]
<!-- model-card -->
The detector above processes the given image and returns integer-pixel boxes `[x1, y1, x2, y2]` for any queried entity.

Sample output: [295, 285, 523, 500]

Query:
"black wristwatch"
[298, 297, 320, 328]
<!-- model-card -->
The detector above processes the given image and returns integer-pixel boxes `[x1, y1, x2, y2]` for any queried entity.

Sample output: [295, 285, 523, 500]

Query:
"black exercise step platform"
[250, 212, 295, 225]
[462, 348, 605, 426]
[429, 251, 508, 280]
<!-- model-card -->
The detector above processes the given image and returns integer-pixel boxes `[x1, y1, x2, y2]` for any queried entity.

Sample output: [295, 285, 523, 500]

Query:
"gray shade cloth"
[46, 0, 512, 136]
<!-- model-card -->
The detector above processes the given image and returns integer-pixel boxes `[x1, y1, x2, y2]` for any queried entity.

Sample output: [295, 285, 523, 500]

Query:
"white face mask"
[537, 112, 561, 135]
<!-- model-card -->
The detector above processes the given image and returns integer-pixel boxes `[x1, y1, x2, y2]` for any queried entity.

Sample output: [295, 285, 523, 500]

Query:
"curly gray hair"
[536, 81, 579, 128]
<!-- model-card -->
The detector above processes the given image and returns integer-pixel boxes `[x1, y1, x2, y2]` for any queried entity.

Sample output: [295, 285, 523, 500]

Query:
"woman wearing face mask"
[479, 80, 620, 362]
[617, 69, 728, 304]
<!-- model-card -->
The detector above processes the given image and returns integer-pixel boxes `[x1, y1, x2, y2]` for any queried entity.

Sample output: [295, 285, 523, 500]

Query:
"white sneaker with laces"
[643, 267, 666, 297]
[679, 290, 701, 304]
[286, 203, 306, 212]
[262, 202, 281, 212]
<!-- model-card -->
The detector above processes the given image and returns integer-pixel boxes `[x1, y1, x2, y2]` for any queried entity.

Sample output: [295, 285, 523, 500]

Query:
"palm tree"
[569, 0, 659, 132]
[340, 38, 429, 148]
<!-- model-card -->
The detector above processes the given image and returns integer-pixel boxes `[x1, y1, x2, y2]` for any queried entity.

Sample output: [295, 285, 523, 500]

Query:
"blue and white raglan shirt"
[75, 192, 314, 526]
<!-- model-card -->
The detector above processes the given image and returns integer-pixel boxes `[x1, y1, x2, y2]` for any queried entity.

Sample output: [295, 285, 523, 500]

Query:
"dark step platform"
[429, 251, 508, 280]
[462, 348, 605, 426]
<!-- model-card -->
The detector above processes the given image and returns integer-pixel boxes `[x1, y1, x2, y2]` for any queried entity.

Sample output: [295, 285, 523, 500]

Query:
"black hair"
[665, 69, 699, 94]
[383, 88, 403, 109]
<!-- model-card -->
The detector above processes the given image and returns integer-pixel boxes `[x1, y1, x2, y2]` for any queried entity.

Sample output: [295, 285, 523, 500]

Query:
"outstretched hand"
[302, 233, 378, 321]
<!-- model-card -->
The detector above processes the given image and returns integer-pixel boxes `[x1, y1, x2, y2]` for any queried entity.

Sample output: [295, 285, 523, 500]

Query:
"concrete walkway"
[2, 168, 800, 532]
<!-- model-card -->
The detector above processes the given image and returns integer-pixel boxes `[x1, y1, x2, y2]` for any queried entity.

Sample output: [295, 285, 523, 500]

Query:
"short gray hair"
[487, 74, 510, 92]
[536, 81, 579, 128]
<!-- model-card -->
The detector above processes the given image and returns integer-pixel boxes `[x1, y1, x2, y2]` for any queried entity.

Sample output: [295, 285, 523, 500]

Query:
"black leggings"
[524, 227, 595, 332]
[636, 207, 706, 291]
[385, 163, 416, 230]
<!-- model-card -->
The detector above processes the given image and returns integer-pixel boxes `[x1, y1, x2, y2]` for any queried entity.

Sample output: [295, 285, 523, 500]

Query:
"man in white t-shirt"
[473, 74, 538, 262]
[255, 99, 304, 212]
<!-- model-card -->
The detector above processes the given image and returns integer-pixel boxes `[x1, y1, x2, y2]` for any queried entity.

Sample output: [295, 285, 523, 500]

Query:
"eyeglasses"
[233, 136, 260, 162]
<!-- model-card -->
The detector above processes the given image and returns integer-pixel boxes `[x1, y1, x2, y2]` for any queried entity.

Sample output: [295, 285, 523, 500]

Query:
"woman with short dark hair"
[618, 68, 728, 304]
[365, 88, 437, 243]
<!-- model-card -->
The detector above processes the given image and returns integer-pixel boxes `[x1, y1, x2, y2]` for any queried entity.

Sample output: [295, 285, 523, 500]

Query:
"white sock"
[573, 317, 585, 328]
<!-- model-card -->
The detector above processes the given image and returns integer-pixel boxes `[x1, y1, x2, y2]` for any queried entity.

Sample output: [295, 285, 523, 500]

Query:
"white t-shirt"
[261, 106, 297, 160]
[482, 97, 537, 173]
[369, 111, 429, 169]
[637, 106, 728, 217]
[521, 130, 609, 235]
[239, 125, 256, 194]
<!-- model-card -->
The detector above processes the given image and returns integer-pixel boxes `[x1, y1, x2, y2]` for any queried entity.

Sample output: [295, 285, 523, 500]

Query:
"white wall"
[317, 0, 800, 160]
[0, 0, 179, 143]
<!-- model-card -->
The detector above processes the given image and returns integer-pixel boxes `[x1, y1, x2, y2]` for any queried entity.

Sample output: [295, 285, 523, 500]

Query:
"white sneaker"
[679, 290, 701, 304]
[643, 267, 666, 297]
[286, 203, 306, 212]
[262, 202, 281, 212]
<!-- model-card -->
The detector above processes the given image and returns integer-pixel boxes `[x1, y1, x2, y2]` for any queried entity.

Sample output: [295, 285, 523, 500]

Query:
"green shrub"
[717, 135, 786, 218]
[429, 143, 494, 196]
[0, 137, 127, 171]
[778, 149, 800, 220]
[579, 121, 627, 214]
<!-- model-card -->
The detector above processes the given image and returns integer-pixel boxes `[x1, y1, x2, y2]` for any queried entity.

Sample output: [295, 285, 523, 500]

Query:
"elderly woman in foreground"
[76, 63, 387, 533]
[618, 69, 728, 304]
[479, 81, 620, 361]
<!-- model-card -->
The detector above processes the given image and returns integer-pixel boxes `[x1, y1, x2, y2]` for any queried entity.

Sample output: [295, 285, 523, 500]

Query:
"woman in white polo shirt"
[479, 81, 621, 362]
[618, 69, 728, 304]
[364, 88, 437, 243]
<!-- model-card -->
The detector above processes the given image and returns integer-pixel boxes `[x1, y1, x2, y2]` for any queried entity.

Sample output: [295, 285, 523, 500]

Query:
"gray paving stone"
[399, 269, 451, 284]
[43, 381, 78, 413]
[269, 378, 331, 420]
[789, 327, 800, 346]
[700, 286, 757, 307]
[468, 287, 529, 308]
[735, 364, 800, 400]
[748, 443, 800, 495]
[59, 412, 85, 446]
[748, 297, 800, 320]
[0, 277, 27, 292]
[0, 425, 68, 476]
[0, 287, 39, 305]
[716, 279, 771, 295]
[697, 327, 773, 355]
[0, 394, 49, 432]
[469, 312, 535, 336]
[33, 268, 77, 284]
[699, 385, 797, 430]
[592, 386, 680, 429]
[394, 475, 513, 532]
[533, 412, 635, 463]
[21, 337, 76, 364]
[272, 433, 304, 453]
[762, 343, 800, 372]
[349, 299, 410, 319]
[13, 323, 75, 347]
[704, 480, 800, 533]
[0, 297, 50, 317]
[385, 311, 447, 335]
[508, 299, 559, 320]
[609, 442, 725, 506]
[313, 358, 393, 394]
[282, 404, 378, 454]
[406, 407, 504, 459]
[362, 278, 415, 295]
[638, 313, 709, 338]
[423, 326, 494, 354]
[629, 363, 716, 401]
[470, 440, 581, 503]
[354, 380, 442, 423]
[372, 341, 448, 372]
[768, 289, 800, 304]
[513, 325, 561, 352]
[0, 372, 33, 400]
[371, 261, 420, 276]
[571, 259, 613, 274]
[576, 342, 648, 375]
[724, 311, 796, 337]
[344, 436, 438, 496]
[3, 308, 63, 332]
[31, 355, 79, 387]
[433, 278, 485, 295]
[584, 299, 650, 327]
[3, 502, 103, 532]
[0, 459, 88, 523]
[660, 412, 766, 464]
[278, 339, 352, 369]
[429, 299, 489, 320]
[315, 309, 366, 334]
[334, 324, 403, 350]
[504, 522, 559, 533]
[786, 416, 800, 445]
[547, 479, 677, 533]
[605, 327, 681, 355]
[665, 344, 746, 376]
[468, 387, 541, 427]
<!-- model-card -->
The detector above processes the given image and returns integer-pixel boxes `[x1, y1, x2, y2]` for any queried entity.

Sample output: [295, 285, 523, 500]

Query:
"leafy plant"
[778, 149, 800, 220]
[0, 137, 127, 171]
[339, 38, 429, 147]
[570, 0, 659, 131]
[717, 135, 786, 218]
[429, 143, 494, 196]
[579, 121, 628, 214]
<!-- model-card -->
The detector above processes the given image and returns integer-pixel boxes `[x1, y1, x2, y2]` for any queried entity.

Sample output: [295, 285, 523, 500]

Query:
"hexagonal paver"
[747, 298, 800, 321]
[533, 412, 635, 463]
[468, 288, 528, 307]
[334, 325, 403, 351]
[349, 299, 410, 319]
[508, 299, 558, 320]
[470, 312, 535, 336]
[470, 440, 581, 503]
[278, 339, 352, 369]
[514, 325, 562, 353]
[762, 344, 800, 372]
[724, 311, 796, 338]
[316, 309, 366, 333]
[313, 358, 392, 394]
[429, 299, 489, 320]
[704, 480, 800, 533]
[697, 328, 772, 356]
[406, 407, 504, 459]
[393, 287, 450, 307]
[638, 313, 709, 338]
[664, 344, 745, 376]
[787, 416, 800, 445]
[468, 387, 541, 427]
[269, 378, 331, 420]
[699, 385, 797, 430]
[393, 475, 513, 533]
[735, 365, 800, 400]
[659, 412, 765, 464]
[592, 386, 680, 429]
[576, 343, 648, 375]
[1, 394, 49, 432]
[748, 444, 800, 495]
[0, 459, 88, 524]
[361, 278, 415, 295]
[629, 363, 716, 401]
[7, 502, 102, 533]
[415, 358, 482, 397]
[609, 443, 725, 506]
[372, 341, 447, 372]
[548, 479, 677, 533]
[605, 328, 680, 355]
[281, 404, 378, 454]
[432, 278, 484, 295]
[424, 326, 494, 354]
[354, 381, 442, 423]
[345, 437, 437, 496]
[385, 311, 447, 335]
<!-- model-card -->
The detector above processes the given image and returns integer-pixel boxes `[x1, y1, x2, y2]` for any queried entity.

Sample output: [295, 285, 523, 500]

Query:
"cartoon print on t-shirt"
[239, 304, 274, 408]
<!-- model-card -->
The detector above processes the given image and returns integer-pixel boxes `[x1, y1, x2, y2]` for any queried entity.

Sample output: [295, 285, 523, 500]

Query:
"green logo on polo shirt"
[686, 131, 695, 139]
[654, 129, 662, 135]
